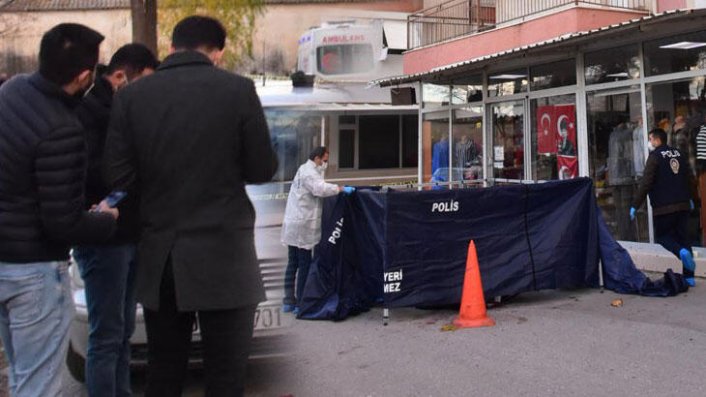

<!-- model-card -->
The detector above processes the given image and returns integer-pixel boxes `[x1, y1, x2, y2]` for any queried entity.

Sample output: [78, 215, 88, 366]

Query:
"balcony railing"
[498, 0, 648, 23]
[408, 0, 496, 50]
[408, 0, 650, 50]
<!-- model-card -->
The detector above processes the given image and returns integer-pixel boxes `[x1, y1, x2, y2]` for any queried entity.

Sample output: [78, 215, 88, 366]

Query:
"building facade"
[0, 1, 421, 76]
[0, 0, 132, 74]
[380, 0, 706, 247]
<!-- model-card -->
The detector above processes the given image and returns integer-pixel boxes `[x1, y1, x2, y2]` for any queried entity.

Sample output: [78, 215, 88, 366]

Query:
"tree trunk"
[131, 0, 158, 56]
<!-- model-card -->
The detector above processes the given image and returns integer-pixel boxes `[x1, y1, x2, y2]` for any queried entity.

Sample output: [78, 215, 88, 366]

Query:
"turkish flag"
[554, 104, 577, 156]
[557, 155, 578, 180]
[536, 106, 556, 154]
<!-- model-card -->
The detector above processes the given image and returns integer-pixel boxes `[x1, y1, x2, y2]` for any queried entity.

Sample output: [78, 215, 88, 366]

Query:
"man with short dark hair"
[105, 16, 278, 396]
[73, 43, 158, 397]
[631, 128, 698, 286]
[0, 23, 117, 397]
[281, 146, 354, 313]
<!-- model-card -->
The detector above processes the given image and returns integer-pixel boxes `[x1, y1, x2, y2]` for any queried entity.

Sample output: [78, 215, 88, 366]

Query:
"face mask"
[647, 141, 655, 152]
[80, 82, 95, 98]
[76, 69, 97, 98]
[73, 78, 93, 98]
[317, 162, 328, 172]
[116, 75, 129, 91]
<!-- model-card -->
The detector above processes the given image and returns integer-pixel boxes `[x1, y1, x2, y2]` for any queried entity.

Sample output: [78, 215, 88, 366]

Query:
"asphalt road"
[3, 280, 706, 396]
[63, 357, 295, 396]
[0, 352, 294, 397]
[279, 283, 706, 397]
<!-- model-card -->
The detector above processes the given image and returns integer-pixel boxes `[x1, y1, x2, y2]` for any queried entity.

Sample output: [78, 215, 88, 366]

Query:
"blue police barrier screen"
[298, 178, 686, 321]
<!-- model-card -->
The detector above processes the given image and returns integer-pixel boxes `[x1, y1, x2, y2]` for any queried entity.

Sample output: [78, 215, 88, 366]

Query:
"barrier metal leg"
[599, 258, 605, 293]
[383, 307, 389, 326]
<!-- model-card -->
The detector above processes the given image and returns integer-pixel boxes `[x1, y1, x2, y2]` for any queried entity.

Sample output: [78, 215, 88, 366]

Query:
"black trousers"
[144, 262, 257, 397]
[654, 211, 694, 278]
[283, 246, 312, 305]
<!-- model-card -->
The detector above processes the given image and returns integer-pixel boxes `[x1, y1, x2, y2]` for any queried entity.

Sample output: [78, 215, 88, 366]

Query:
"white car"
[66, 255, 291, 381]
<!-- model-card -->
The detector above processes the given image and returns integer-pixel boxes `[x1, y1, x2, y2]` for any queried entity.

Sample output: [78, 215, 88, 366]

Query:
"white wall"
[0, 9, 132, 74]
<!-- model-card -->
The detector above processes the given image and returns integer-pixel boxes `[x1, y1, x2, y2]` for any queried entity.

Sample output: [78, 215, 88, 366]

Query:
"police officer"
[631, 128, 698, 286]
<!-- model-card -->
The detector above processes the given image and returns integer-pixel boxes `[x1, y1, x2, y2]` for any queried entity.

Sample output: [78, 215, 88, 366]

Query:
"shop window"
[488, 69, 528, 97]
[402, 115, 419, 168]
[491, 101, 524, 180]
[265, 109, 321, 182]
[531, 95, 577, 181]
[422, 84, 450, 108]
[530, 59, 577, 91]
[584, 45, 640, 85]
[644, 31, 706, 77]
[587, 87, 648, 242]
[339, 115, 418, 170]
[339, 129, 355, 168]
[423, 111, 451, 187]
[451, 74, 483, 104]
[645, 77, 706, 160]
[358, 116, 400, 169]
[645, 77, 706, 246]
[339, 115, 356, 125]
[452, 106, 483, 182]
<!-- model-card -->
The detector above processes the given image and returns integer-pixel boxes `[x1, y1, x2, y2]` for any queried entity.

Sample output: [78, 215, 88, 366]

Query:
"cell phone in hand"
[104, 191, 127, 208]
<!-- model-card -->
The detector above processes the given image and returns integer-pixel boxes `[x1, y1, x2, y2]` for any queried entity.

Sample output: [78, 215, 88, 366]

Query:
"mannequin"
[608, 121, 636, 240]
[432, 134, 449, 178]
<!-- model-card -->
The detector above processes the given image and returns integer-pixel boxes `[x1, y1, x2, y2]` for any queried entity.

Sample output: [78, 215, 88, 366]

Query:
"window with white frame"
[338, 114, 418, 170]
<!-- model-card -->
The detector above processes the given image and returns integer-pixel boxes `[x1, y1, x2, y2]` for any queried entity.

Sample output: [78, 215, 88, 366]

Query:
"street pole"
[131, 0, 158, 56]
[262, 39, 266, 86]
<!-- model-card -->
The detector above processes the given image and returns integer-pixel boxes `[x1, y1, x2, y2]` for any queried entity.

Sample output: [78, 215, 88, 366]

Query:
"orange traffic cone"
[453, 240, 495, 329]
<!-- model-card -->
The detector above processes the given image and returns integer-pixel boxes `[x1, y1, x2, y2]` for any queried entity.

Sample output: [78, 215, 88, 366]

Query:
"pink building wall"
[403, 7, 647, 75]
[657, 0, 688, 12]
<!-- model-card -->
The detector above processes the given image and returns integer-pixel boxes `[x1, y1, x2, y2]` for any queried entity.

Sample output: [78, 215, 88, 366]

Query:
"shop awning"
[375, 9, 693, 87]
[258, 81, 416, 111]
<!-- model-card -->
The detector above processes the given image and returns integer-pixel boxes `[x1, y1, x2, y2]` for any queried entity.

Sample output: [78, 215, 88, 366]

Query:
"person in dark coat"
[0, 24, 117, 397]
[74, 43, 159, 397]
[104, 16, 278, 396]
[631, 128, 698, 286]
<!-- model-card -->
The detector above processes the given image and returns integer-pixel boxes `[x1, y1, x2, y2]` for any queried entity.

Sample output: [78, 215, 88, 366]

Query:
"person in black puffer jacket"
[73, 43, 158, 397]
[0, 24, 117, 397]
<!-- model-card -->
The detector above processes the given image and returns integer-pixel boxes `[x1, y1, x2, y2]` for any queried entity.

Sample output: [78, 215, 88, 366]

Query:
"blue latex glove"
[629, 207, 636, 221]
[690, 200, 695, 211]
[342, 186, 356, 195]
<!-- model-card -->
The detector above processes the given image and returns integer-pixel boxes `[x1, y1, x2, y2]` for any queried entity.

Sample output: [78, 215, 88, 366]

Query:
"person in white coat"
[281, 147, 355, 313]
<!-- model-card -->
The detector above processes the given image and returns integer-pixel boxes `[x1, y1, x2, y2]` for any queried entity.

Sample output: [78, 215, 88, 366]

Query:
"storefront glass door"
[530, 94, 578, 181]
[491, 101, 525, 181]
[587, 87, 648, 242]
[422, 110, 451, 187]
[452, 106, 484, 183]
[646, 77, 706, 246]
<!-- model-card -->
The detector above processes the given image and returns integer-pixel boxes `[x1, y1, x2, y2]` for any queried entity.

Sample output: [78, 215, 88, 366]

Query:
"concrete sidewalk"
[282, 284, 706, 396]
[622, 241, 706, 277]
